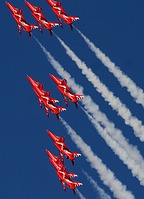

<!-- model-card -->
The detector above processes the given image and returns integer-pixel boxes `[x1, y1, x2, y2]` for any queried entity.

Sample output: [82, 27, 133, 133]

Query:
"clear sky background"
[0, 0, 144, 199]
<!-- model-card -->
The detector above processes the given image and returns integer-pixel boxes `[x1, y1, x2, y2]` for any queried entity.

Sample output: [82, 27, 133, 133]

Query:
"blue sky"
[1, 0, 144, 198]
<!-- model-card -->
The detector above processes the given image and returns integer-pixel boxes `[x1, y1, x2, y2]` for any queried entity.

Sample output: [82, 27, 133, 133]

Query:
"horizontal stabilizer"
[73, 152, 81, 157]
[30, 24, 38, 30]
[50, 22, 59, 27]
[58, 106, 66, 112]
[74, 94, 84, 100]
[69, 16, 79, 21]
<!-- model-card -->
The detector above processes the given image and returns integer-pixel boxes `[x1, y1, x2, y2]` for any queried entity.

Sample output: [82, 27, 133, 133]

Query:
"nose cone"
[27, 75, 38, 87]
[6, 1, 11, 8]
[5, 1, 9, 6]
[25, 1, 35, 12]
[46, 149, 56, 160]
[6, 1, 15, 12]
[27, 75, 32, 82]
[46, 151, 59, 166]
[49, 74, 61, 85]
[47, 130, 59, 142]
[46, 149, 51, 157]
[25, 1, 29, 7]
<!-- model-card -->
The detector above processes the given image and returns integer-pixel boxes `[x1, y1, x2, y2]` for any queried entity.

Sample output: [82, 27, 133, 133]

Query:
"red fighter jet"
[6, 1, 38, 37]
[46, 150, 77, 178]
[56, 170, 83, 195]
[50, 74, 84, 109]
[46, 150, 78, 191]
[27, 76, 66, 119]
[47, 131, 81, 165]
[46, 0, 79, 30]
[27, 75, 59, 107]
[25, 1, 59, 35]
[46, 149, 64, 170]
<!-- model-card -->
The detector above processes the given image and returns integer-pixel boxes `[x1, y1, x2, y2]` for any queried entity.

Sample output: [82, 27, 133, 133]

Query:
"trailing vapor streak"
[33, 37, 144, 186]
[55, 34, 144, 142]
[82, 170, 112, 199]
[80, 105, 144, 186]
[74, 27, 144, 108]
[76, 189, 87, 199]
[60, 118, 135, 199]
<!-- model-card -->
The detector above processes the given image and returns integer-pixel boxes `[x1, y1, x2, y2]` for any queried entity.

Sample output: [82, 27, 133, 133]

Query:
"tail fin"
[50, 22, 59, 27]
[49, 22, 59, 35]
[73, 182, 83, 194]
[74, 94, 84, 100]
[73, 152, 81, 158]
[49, 98, 59, 104]
[58, 106, 66, 112]
[69, 16, 79, 22]
[44, 22, 59, 35]
[74, 182, 83, 187]
[30, 24, 38, 30]
[67, 172, 78, 178]
[71, 152, 81, 165]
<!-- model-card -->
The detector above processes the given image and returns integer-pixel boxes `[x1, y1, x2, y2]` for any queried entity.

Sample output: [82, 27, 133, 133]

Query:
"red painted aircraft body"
[47, 131, 81, 165]
[46, 149, 64, 169]
[57, 170, 82, 195]
[25, 1, 59, 35]
[6, 1, 38, 37]
[27, 76, 66, 119]
[46, 150, 78, 192]
[50, 74, 84, 108]
[46, 0, 79, 30]
[46, 150, 77, 178]
[27, 76, 59, 106]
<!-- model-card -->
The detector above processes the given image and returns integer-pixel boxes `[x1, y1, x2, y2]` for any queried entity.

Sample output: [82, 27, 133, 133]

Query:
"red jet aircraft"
[46, 150, 78, 191]
[56, 170, 82, 195]
[47, 131, 81, 165]
[6, 1, 38, 37]
[27, 76, 66, 119]
[46, 0, 79, 30]
[25, 1, 59, 35]
[50, 74, 84, 109]
[46, 149, 64, 170]
[46, 150, 77, 177]
[27, 75, 59, 107]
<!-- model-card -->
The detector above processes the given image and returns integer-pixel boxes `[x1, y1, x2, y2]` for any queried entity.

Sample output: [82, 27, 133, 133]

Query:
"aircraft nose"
[5, 1, 10, 7]
[49, 74, 55, 80]
[49, 74, 60, 84]
[26, 75, 37, 86]
[46, 149, 51, 157]
[27, 75, 32, 82]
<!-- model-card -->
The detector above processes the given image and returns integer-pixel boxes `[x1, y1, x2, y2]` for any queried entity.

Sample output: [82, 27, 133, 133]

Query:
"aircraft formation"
[26, 65, 83, 193]
[6, 0, 83, 196]
[6, 0, 79, 37]
[27, 74, 84, 119]
[46, 131, 82, 194]
[3, 0, 144, 198]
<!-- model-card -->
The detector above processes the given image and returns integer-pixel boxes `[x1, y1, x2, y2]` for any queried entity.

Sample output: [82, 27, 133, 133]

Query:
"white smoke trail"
[33, 36, 144, 186]
[80, 105, 144, 186]
[60, 118, 135, 199]
[55, 34, 144, 142]
[76, 189, 87, 199]
[82, 170, 112, 199]
[74, 27, 144, 108]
